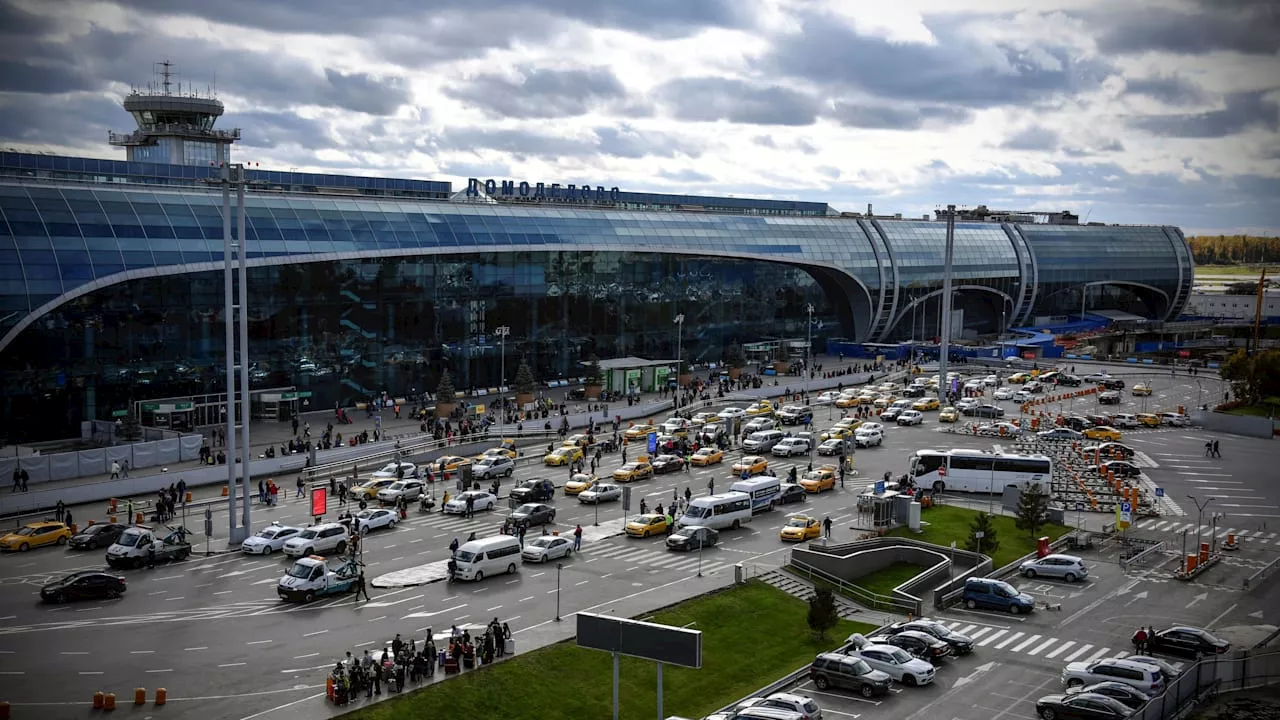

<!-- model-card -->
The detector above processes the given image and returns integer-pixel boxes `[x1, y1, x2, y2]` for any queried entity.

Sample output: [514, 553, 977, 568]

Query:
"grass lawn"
[339, 580, 876, 720]
[1223, 404, 1275, 418]
[1193, 264, 1272, 277]
[855, 561, 926, 598]
[887, 504, 1071, 568]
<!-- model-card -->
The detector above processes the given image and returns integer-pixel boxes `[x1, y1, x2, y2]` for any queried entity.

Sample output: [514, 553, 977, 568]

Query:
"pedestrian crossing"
[929, 620, 1186, 670]
[582, 540, 735, 575]
[1132, 518, 1280, 546]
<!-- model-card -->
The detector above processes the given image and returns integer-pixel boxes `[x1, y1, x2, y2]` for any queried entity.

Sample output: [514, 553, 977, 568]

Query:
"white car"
[241, 523, 302, 555]
[443, 490, 498, 515]
[377, 479, 425, 504]
[896, 410, 924, 426]
[474, 456, 515, 479]
[955, 397, 980, 411]
[854, 427, 884, 447]
[814, 391, 840, 405]
[355, 508, 398, 534]
[730, 692, 824, 719]
[978, 422, 1023, 437]
[744, 417, 777, 433]
[282, 523, 351, 558]
[1111, 413, 1139, 429]
[1160, 412, 1190, 427]
[963, 380, 984, 392]
[578, 483, 623, 504]
[846, 634, 935, 686]
[371, 461, 418, 480]
[717, 407, 747, 420]
[1013, 390, 1033, 403]
[983, 375, 998, 386]
[993, 387, 1016, 400]
[521, 535, 574, 563]
[772, 437, 810, 457]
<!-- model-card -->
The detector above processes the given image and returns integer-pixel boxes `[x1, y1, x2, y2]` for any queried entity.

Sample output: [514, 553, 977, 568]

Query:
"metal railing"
[1121, 540, 1167, 570]
[788, 558, 918, 614]
[1244, 556, 1280, 590]
[1129, 649, 1280, 720]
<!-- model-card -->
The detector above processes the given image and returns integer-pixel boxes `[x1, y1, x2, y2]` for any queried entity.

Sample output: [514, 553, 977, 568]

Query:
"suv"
[1111, 413, 1138, 429]
[509, 478, 556, 503]
[1020, 554, 1088, 582]
[283, 523, 350, 557]
[1098, 390, 1121, 405]
[808, 653, 892, 698]
[772, 437, 811, 457]
[1062, 657, 1165, 695]
[962, 577, 1035, 614]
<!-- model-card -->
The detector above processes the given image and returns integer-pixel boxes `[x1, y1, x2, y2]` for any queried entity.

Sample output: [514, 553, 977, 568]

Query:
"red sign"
[310, 486, 327, 518]
[938, 466, 947, 477]
[1178, 350, 1190, 358]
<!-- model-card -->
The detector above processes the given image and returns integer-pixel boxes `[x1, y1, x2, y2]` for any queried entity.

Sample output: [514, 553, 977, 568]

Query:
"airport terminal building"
[0, 88, 1193, 440]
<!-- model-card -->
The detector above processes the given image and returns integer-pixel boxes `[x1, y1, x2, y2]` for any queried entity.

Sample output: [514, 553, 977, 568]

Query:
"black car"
[510, 503, 556, 527]
[777, 483, 807, 505]
[651, 455, 684, 474]
[888, 619, 975, 655]
[1035, 692, 1133, 719]
[666, 526, 718, 551]
[1064, 416, 1093, 431]
[1098, 391, 1121, 405]
[1148, 626, 1230, 658]
[510, 478, 556, 503]
[40, 570, 126, 603]
[68, 522, 126, 550]
[1055, 375, 1083, 387]
[967, 405, 1004, 419]
[1096, 461, 1141, 479]
[884, 630, 952, 663]
[1088, 442, 1135, 460]
[1101, 378, 1126, 390]
[1067, 682, 1151, 709]
[901, 386, 926, 398]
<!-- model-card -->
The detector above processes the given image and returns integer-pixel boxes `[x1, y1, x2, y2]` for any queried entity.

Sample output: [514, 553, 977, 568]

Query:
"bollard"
[69, 523, 77, 534]
[93, 693, 105, 709]
[222, 485, 229, 496]
[134, 688, 146, 705]
[155, 689, 167, 706]
[135, 512, 144, 524]
[103, 693, 116, 711]
[87, 519, 96, 527]
[109, 498, 118, 513]
[109, 515, 117, 524]
[0, 700, 9, 720]
[186, 491, 193, 502]
[1186, 554, 1198, 572]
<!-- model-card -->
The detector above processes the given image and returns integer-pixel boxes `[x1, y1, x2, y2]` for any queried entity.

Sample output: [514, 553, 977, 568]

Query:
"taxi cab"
[731, 455, 769, 475]
[799, 467, 837, 493]
[1083, 426, 1123, 442]
[564, 473, 598, 495]
[625, 514, 669, 538]
[1007, 372, 1031, 384]
[857, 391, 879, 404]
[872, 395, 896, 410]
[691, 412, 718, 425]
[0, 521, 72, 552]
[350, 478, 396, 501]
[779, 515, 821, 542]
[1132, 383, 1153, 396]
[820, 426, 855, 442]
[938, 406, 959, 423]
[435, 456, 472, 472]
[613, 460, 654, 483]
[563, 434, 590, 447]
[624, 424, 658, 441]
[1137, 413, 1162, 427]
[913, 397, 940, 411]
[835, 393, 861, 408]
[690, 447, 724, 466]
[544, 446, 583, 466]
[473, 446, 517, 462]
[745, 400, 775, 417]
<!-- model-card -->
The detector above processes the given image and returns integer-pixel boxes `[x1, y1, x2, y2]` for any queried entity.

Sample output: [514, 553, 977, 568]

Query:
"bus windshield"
[683, 506, 710, 519]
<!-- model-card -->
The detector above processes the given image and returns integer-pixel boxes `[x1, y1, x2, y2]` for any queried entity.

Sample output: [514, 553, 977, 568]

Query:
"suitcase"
[462, 655, 475, 669]
[443, 658, 459, 675]
[504, 638, 515, 655]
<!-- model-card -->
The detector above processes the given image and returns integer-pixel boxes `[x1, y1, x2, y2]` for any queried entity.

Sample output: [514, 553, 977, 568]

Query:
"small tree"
[514, 359, 535, 395]
[117, 410, 143, 442]
[963, 511, 1000, 557]
[584, 354, 603, 386]
[435, 369, 457, 404]
[724, 342, 746, 369]
[1015, 482, 1050, 540]
[806, 588, 840, 640]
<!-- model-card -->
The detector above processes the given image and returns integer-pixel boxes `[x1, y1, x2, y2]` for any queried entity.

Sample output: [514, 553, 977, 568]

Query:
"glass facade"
[181, 141, 219, 166]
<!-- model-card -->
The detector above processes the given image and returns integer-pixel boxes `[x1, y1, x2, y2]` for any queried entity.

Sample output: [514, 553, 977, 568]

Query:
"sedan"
[994, 387, 1017, 400]
[780, 515, 821, 542]
[68, 522, 126, 550]
[442, 490, 498, 515]
[888, 619, 975, 655]
[1085, 442, 1135, 460]
[241, 523, 302, 555]
[799, 469, 836, 493]
[474, 446, 517, 461]
[1083, 426, 1122, 442]
[884, 630, 952, 663]
[1040, 428, 1086, 441]
[666, 525, 718, 551]
[1036, 692, 1134, 719]
[625, 514, 669, 538]
[1098, 391, 1122, 405]
[473, 456, 515, 479]
[651, 455, 685, 474]
[349, 478, 395, 501]
[377, 479, 425, 504]
[1066, 682, 1150, 710]
[612, 462, 653, 483]
[543, 446, 582, 467]
[371, 461, 418, 479]
[511, 503, 556, 527]
[846, 634, 936, 686]
[978, 422, 1023, 437]
[1095, 461, 1141, 479]
[743, 417, 777, 434]
[1147, 626, 1230, 658]
[355, 508, 398, 534]
[521, 535, 573, 563]
[41, 570, 127, 603]
[816, 439, 847, 456]
[0, 521, 71, 552]
[814, 391, 840, 405]
[716, 407, 747, 420]
[912, 397, 940, 411]
[690, 447, 724, 466]
[624, 424, 658, 440]
[578, 483, 622, 504]
[777, 483, 807, 505]
[938, 407, 959, 423]
[563, 473, 598, 495]
[854, 428, 883, 448]
[897, 410, 925, 426]
[1131, 384, 1153, 396]
[731, 456, 769, 475]
[729, 692, 823, 720]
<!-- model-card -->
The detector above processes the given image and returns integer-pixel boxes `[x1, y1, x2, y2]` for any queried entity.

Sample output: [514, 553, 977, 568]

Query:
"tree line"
[1188, 235, 1280, 265]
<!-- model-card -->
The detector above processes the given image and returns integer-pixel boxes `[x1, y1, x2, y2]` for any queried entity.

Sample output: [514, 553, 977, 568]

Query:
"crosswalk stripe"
[649, 555, 691, 569]
[944, 621, 962, 630]
[1113, 651, 1130, 659]
[967, 628, 993, 641]
[1063, 644, 1093, 662]
[979, 629, 1008, 646]
[1011, 635, 1042, 653]
[1088, 647, 1112, 661]
[1026, 638, 1058, 656]
[1216, 528, 1233, 538]
[1044, 641, 1076, 659]
[995, 632, 1024, 649]
[957, 624, 978, 636]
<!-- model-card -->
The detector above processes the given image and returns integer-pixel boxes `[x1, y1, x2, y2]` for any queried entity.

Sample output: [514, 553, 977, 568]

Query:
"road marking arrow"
[400, 603, 468, 619]
[1249, 610, 1264, 619]
[1186, 592, 1208, 609]
[952, 661, 996, 689]
[1124, 591, 1149, 607]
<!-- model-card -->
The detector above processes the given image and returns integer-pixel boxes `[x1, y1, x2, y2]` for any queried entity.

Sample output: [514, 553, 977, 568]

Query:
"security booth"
[589, 357, 678, 394]
[253, 390, 299, 422]
[138, 401, 195, 431]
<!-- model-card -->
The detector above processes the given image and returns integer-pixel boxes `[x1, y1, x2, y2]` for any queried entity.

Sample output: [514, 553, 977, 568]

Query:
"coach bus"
[910, 449, 1051, 494]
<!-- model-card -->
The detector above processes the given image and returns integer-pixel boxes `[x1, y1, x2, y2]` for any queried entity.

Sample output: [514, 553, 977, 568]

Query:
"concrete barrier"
[1190, 410, 1275, 439]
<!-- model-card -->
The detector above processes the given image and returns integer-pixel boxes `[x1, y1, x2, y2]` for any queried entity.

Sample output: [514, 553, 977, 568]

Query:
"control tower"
[108, 61, 240, 165]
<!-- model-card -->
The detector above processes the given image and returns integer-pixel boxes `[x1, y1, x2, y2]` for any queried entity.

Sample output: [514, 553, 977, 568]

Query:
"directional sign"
[1120, 501, 1132, 526]
[1075, 502, 1085, 511]
[647, 432, 657, 455]
[1155, 487, 1164, 498]
[874, 481, 885, 494]
[622, 486, 632, 512]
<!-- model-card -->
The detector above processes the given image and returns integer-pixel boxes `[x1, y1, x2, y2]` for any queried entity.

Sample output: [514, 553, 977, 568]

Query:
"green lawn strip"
[887, 504, 1071, 568]
[1192, 264, 1272, 277]
[856, 561, 927, 598]
[339, 580, 876, 720]
[1222, 404, 1275, 418]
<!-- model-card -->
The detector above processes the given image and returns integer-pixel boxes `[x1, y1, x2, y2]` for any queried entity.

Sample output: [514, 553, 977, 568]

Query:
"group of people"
[1131, 625, 1158, 654]
[152, 483, 185, 522]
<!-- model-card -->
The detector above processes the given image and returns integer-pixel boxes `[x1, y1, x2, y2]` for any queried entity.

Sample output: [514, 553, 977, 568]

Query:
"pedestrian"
[55, 500, 66, 523]
[465, 493, 475, 519]
[356, 571, 371, 601]
[1132, 627, 1148, 654]
[684, 487, 692, 504]
[1212, 440, 1220, 458]
[110, 460, 121, 480]
[449, 537, 460, 555]
[10, 468, 19, 493]
[707, 478, 714, 495]
[296, 476, 305, 498]
[573, 524, 583, 551]
[64, 510, 73, 529]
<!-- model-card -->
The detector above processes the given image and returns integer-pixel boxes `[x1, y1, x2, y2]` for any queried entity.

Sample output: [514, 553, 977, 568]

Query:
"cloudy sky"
[1, 0, 1277, 234]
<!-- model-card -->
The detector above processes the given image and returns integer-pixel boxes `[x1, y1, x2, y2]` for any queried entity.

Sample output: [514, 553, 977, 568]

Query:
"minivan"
[743, 430, 784, 453]
[453, 535, 522, 581]
[962, 578, 1035, 614]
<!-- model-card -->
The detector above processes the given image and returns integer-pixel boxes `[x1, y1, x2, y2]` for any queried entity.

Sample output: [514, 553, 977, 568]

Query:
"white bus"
[910, 449, 1051, 494]
[678, 491, 753, 531]
[730, 476, 782, 514]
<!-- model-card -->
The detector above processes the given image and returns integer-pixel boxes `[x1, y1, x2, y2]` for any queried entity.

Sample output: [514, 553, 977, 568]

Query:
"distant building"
[1183, 291, 1280, 322]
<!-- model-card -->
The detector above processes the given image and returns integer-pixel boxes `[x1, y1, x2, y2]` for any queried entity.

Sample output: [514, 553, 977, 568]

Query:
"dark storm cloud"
[0, 60, 91, 94]
[443, 67, 627, 119]
[826, 102, 972, 130]
[1124, 74, 1210, 106]
[0, 1, 57, 35]
[654, 77, 820, 126]
[764, 14, 1113, 108]
[593, 125, 699, 159]
[436, 127, 597, 159]
[1000, 126, 1060, 151]
[1131, 92, 1279, 137]
[321, 69, 409, 116]
[0, 93, 123, 149]
[1096, 1, 1280, 56]
[235, 111, 330, 150]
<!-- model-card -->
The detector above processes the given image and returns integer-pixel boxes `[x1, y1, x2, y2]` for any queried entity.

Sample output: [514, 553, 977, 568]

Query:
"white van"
[743, 429, 784, 453]
[453, 535, 523, 581]
[678, 491, 753, 531]
[731, 476, 782, 514]
[1112, 413, 1139, 429]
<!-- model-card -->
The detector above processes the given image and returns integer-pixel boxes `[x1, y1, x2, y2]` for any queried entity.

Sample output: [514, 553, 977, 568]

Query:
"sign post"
[311, 486, 328, 523]
[204, 507, 213, 555]
[1119, 501, 1132, 530]
[577, 612, 701, 720]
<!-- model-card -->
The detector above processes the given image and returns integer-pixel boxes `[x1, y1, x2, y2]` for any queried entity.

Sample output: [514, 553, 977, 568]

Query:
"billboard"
[576, 612, 702, 668]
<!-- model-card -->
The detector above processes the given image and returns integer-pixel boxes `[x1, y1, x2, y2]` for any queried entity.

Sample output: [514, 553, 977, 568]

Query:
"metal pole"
[806, 303, 813, 396]
[555, 562, 562, 621]
[235, 167, 252, 540]
[1081, 284, 1087, 321]
[697, 537, 704, 577]
[612, 652, 620, 720]
[937, 205, 956, 405]
[656, 662, 664, 720]
[221, 151, 238, 538]
[674, 314, 684, 408]
[497, 326, 509, 441]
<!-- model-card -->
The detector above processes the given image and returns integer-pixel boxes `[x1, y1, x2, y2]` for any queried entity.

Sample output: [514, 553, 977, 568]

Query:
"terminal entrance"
[132, 387, 313, 430]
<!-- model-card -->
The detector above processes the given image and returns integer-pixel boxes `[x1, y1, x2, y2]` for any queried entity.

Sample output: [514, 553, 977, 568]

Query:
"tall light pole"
[496, 326, 509, 440]
[936, 205, 957, 405]
[805, 303, 814, 396]
[674, 314, 685, 408]
[215, 150, 252, 544]
[555, 562, 564, 621]
[1187, 494, 1214, 569]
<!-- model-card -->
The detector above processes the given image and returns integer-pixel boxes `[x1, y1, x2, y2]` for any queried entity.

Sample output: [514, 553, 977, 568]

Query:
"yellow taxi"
[1132, 384, 1153, 397]
[913, 397, 940, 411]
[690, 447, 724, 466]
[1008, 372, 1031, 384]
[613, 460, 654, 483]
[1137, 413, 1162, 427]
[835, 394, 861, 408]
[731, 455, 769, 475]
[544, 446, 583, 466]
[473, 446, 517, 462]
[626, 514, 670, 538]
[799, 466, 837, 493]
[624, 424, 658, 441]
[350, 478, 396, 500]
[1083, 426, 1123, 442]
[857, 391, 879, 404]
[820, 426, 855, 442]
[564, 473, 598, 495]
[436, 456, 472, 472]
[691, 412, 718, 425]
[564, 434, 590, 447]
[745, 400, 775, 417]
[872, 395, 896, 410]
[0, 521, 72, 552]
[938, 406, 959, 422]
[779, 515, 821, 542]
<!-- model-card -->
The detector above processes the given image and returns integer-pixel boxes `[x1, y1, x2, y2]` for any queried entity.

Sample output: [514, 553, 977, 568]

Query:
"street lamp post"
[1187, 494, 1215, 570]
[805, 303, 814, 396]
[555, 562, 564, 621]
[496, 326, 510, 439]
[674, 314, 685, 409]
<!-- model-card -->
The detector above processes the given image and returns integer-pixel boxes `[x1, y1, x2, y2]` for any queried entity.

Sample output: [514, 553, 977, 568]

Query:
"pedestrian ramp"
[753, 568, 866, 620]
[931, 619, 1187, 670]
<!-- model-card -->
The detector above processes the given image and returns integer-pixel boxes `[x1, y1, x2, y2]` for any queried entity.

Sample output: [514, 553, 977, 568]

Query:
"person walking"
[573, 524, 583, 551]
[296, 476, 305, 498]
[55, 500, 66, 523]
[823, 515, 833, 540]
[110, 461, 121, 480]
[356, 571, 371, 601]
[1212, 440, 1221, 458]
[465, 493, 475, 519]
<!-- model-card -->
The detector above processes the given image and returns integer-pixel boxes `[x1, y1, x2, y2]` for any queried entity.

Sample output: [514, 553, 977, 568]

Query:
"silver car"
[1021, 553, 1088, 582]
[578, 483, 622, 504]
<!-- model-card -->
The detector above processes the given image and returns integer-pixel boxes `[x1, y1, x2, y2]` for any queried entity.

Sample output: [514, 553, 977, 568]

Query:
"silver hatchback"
[1020, 553, 1088, 582]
